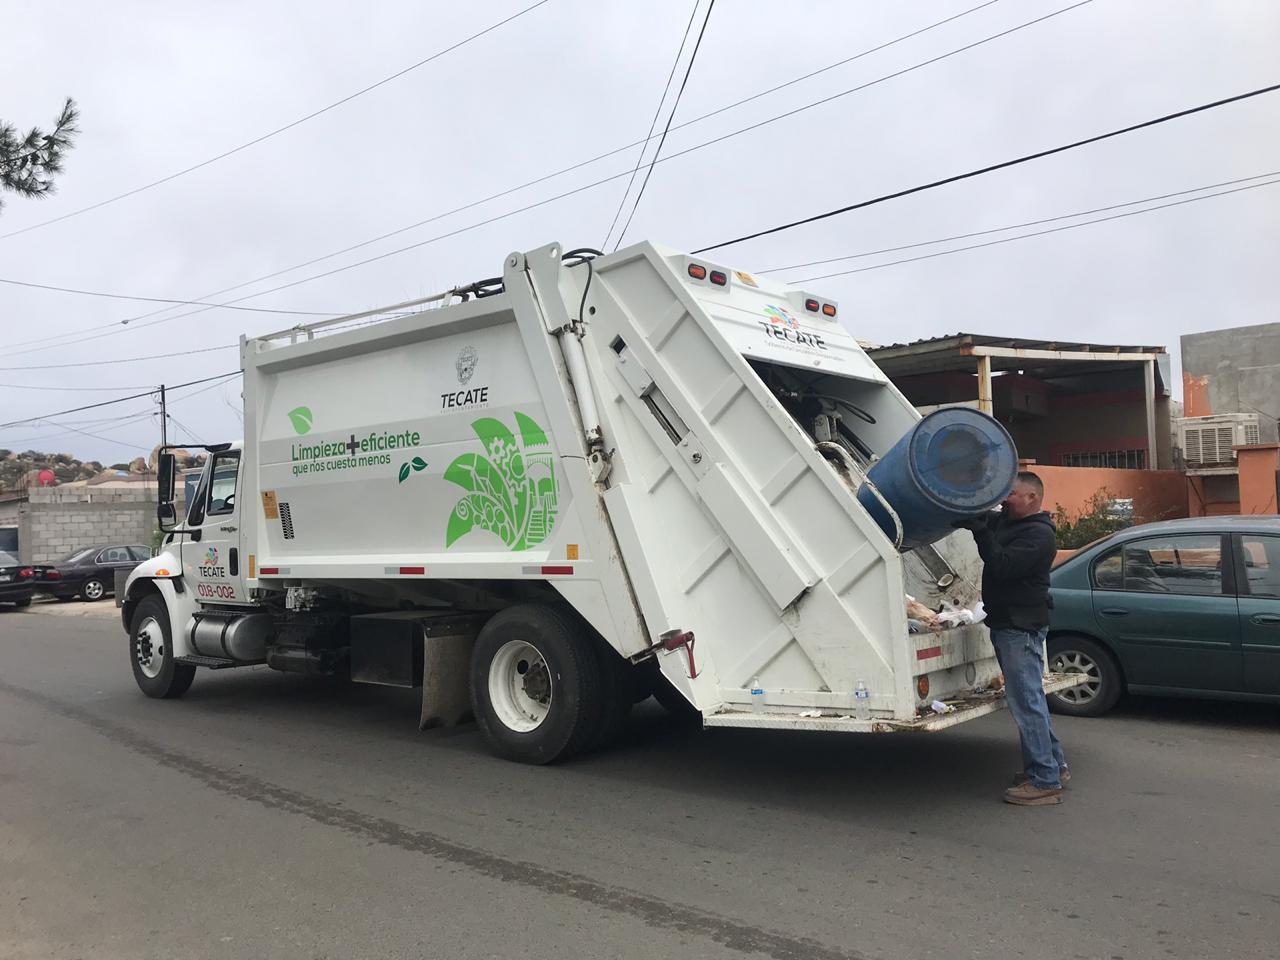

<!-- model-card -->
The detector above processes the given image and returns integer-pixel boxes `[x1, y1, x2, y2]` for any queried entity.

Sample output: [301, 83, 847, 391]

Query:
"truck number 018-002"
[196, 582, 237, 599]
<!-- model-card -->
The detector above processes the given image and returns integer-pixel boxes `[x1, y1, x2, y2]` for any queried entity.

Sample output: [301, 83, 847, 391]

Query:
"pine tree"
[0, 98, 79, 212]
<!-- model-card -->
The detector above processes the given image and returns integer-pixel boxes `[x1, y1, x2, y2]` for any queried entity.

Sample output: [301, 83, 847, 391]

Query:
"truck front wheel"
[470, 605, 602, 764]
[130, 595, 196, 699]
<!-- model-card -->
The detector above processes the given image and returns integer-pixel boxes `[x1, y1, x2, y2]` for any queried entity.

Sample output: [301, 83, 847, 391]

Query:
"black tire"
[129, 595, 196, 699]
[587, 643, 633, 752]
[651, 674, 701, 723]
[1047, 634, 1122, 717]
[469, 604, 603, 764]
[80, 578, 106, 602]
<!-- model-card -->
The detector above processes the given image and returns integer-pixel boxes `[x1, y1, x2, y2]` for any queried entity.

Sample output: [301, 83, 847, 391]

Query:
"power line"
[0, 372, 240, 431]
[0, 276, 344, 316]
[0, 0, 555, 242]
[3, 0, 1023, 358]
[694, 80, 1280, 254]
[0, 343, 236, 371]
[789, 175, 1280, 283]
[612, 0, 717, 251]
[601, 0, 703, 251]
[0, 381, 154, 392]
[760, 169, 1280, 274]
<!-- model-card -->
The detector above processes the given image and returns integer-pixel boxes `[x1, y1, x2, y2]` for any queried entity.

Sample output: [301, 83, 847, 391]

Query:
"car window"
[1119, 535, 1223, 596]
[1091, 549, 1123, 589]
[100, 547, 131, 563]
[206, 452, 241, 518]
[128, 546, 152, 561]
[62, 547, 95, 563]
[1240, 535, 1280, 598]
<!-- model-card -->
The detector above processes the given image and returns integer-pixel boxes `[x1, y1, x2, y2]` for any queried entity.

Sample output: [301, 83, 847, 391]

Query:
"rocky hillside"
[0, 448, 206, 493]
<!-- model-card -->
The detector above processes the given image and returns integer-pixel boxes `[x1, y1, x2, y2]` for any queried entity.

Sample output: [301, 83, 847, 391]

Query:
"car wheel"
[80, 578, 106, 602]
[469, 604, 604, 764]
[1048, 635, 1123, 717]
[130, 595, 196, 699]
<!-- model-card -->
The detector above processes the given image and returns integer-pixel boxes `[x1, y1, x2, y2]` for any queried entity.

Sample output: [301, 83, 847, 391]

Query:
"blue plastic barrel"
[856, 408, 1017, 551]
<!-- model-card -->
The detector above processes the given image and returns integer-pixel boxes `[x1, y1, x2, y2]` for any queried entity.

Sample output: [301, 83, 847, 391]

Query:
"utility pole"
[159, 384, 167, 451]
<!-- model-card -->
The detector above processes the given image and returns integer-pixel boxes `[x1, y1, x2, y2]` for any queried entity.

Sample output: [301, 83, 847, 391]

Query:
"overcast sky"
[2, 0, 1277, 464]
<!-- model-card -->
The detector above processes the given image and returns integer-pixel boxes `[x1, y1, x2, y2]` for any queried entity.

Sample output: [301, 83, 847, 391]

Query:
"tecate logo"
[763, 305, 800, 330]
[205, 547, 218, 566]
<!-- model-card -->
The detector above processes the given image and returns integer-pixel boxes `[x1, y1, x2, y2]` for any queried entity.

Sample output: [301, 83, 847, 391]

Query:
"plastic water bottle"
[749, 677, 765, 713]
[854, 680, 872, 720]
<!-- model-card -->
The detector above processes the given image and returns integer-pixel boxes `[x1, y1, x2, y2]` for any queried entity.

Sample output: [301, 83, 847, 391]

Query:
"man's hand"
[951, 514, 990, 532]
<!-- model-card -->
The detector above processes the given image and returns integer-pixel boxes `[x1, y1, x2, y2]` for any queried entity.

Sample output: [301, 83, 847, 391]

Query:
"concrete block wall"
[17, 487, 157, 563]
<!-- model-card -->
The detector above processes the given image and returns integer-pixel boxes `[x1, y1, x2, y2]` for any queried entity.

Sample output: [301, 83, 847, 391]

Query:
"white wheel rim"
[85, 580, 104, 600]
[1050, 649, 1101, 704]
[135, 616, 166, 679]
[488, 639, 552, 732]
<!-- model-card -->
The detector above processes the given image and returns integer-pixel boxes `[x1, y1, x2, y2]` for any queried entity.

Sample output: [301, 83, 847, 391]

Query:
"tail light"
[916, 675, 930, 700]
[687, 264, 707, 280]
[709, 270, 728, 286]
[44, 569, 61, 581]
[19, 568, 34, 579]
[822, 303, 837, 318]
[804, 298, 820, 312]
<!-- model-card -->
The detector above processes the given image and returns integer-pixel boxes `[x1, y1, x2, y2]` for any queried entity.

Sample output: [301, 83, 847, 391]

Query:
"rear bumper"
[702, 672, 1088, 732]
[0, 583, 35, 603]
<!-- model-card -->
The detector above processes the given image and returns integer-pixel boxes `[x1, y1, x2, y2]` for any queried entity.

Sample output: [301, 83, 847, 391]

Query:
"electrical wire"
[0, 276, 345, 316]
[2, 0, 1033, 357]
[0, 0, 556, 242]
[0, 372, 240, 431]
[789, 175, 1280, 283]
[694, 80, 1280, 254]
[761, 169, 1280, 274]
[612, 0, 717, 251]
[0, 381, 155, 392]
[0, 344, 236, 371]
[601, 0, 703, 252]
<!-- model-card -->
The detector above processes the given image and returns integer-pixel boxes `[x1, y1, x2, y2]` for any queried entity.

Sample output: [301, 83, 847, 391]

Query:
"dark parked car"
[35, 544, 152, 602]
[0, 550, 36, 609]
[1047, 516, 1280, 716]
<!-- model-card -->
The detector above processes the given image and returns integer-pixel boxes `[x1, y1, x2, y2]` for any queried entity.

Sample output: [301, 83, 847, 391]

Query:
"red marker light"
[804, 299, 820, 312]
[709, 270, 728, 286]
[688, 264, 707, 280]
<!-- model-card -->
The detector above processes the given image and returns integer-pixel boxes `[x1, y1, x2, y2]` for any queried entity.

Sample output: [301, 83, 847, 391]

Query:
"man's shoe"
[1012, 766, 1070, 787]
[1003, 781, 1064, 806]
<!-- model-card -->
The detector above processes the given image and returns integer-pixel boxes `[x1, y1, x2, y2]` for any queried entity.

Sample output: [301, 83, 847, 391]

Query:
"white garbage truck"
[123, 241, 1081, 762]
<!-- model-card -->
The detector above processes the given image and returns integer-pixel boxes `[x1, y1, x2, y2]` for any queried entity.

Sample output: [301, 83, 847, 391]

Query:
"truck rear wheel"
[470, 604, 602, 764]
[130, 595, 196, 699]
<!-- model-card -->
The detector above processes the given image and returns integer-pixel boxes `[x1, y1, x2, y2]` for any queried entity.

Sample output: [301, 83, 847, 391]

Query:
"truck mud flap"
[701, 672, 1088, 733]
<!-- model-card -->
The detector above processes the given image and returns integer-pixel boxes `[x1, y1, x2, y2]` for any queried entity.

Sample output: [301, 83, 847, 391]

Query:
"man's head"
[1003, 471, 1044, 520]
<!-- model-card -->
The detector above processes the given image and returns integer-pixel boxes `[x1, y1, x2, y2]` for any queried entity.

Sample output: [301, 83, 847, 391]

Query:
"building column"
[977, 354, 993, 416]
[1143, 358, 1157, 470]
[1234, 443, 1280, 514]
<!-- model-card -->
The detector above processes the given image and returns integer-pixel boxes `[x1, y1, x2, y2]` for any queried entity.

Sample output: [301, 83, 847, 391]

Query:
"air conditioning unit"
[1177, 413, 1261, 473]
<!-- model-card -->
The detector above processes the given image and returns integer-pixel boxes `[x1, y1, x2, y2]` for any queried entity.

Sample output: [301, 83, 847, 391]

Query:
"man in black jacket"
[961, 471, 1068, 806]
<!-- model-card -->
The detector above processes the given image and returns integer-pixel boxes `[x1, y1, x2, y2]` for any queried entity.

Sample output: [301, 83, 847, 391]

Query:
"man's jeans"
[990, 627, 1066, 789]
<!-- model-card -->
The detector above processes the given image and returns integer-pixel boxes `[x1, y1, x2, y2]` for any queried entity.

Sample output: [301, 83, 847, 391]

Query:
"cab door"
[182, 449, 248, 604]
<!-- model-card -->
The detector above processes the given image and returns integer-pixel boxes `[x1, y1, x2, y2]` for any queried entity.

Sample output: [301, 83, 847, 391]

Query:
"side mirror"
[157, 502, 177, 530]
[157, 452, 176, 504]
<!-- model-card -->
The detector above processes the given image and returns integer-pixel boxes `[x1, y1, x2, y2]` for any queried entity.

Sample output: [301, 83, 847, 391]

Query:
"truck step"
[174, 655, 262, 670]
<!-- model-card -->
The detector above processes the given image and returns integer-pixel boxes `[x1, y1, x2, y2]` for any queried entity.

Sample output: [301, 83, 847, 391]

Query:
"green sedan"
[1047, 516, 1280, 716]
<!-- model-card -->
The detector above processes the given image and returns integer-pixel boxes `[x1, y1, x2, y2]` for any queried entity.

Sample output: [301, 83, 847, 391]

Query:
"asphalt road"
[2, 609, 1277, 960]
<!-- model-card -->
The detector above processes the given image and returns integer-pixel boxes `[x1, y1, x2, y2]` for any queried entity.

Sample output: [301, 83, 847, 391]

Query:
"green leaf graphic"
[287, 406, 313, 435]
[398, 462, 411, 484]
[411, 457, 428, 472]
[443, 412, 558, 551]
